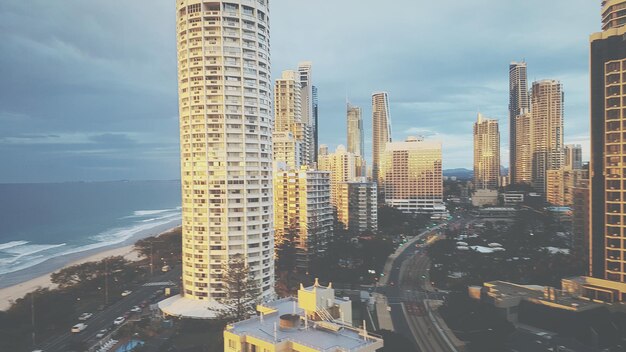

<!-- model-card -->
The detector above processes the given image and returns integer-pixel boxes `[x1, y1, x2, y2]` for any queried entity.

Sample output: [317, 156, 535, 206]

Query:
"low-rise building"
[471, 189, 499, 207]
[561, 276, 626, 303]
[224, 280, 383, 352]
[502, 192, 524, 206]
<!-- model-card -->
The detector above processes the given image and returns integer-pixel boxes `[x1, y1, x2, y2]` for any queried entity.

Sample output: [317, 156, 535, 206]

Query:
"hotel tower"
[163, 0, 274, 317]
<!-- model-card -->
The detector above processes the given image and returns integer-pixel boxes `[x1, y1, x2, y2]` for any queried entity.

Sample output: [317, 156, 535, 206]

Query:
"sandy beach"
[0, 244, 144, 311]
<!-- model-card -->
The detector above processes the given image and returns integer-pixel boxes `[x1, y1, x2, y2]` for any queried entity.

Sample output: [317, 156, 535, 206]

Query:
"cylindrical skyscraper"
[162, 0, 274, 317]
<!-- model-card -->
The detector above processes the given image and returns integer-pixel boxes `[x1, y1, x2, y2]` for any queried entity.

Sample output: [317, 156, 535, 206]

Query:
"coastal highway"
[38, 268, 180, 352]
[378, 216, 470, 352]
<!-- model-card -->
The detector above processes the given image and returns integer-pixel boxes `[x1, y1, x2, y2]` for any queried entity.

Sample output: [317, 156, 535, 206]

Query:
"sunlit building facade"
[318, 145, 358, 226]
[530, 80, 564, 195]
[273, 168, 333, 269]
[339, 179, 378, 234]
[564, 144, 583, 170]
[514, 112, 533, 185]
[347, 103, 366, 177]
[381, 137, 445, 214]
[168, 0, 274, 316]
[473, 113, 500, 190]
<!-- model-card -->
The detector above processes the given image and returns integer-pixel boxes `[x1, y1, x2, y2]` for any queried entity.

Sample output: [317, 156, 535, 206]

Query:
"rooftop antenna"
[363, 320, 368, 341]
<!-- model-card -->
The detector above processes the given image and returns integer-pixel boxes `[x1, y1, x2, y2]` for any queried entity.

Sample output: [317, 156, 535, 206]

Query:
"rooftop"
[484, 281, 600, 312]
[226, 297, 382, 351]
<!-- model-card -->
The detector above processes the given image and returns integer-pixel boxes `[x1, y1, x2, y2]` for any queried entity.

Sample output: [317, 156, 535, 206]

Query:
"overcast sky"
[0, 0, 599, 183]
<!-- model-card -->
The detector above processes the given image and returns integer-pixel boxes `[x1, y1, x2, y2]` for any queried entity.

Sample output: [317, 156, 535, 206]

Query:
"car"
[95, 329, 108, 338]
[113, 317, 125, 325]
[161, 265, 170, 272]
[130, 306, 142, 313]
[71, 323, 88, 333]
[121, 290, 132, 297]
[78, 312, 93, 321]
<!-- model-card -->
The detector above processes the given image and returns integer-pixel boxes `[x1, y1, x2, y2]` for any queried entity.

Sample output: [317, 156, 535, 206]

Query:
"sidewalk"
[373, 293, 394, 331]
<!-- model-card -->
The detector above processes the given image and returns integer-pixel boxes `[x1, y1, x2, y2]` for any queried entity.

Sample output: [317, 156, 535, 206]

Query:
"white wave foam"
[2, 243, 66, 263]
[133, 209, 174, 216]
[0, 240, 29, 251]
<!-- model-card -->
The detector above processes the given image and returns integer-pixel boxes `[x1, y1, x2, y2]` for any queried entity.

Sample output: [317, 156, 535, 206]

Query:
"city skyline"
[0, 0, 598, 183]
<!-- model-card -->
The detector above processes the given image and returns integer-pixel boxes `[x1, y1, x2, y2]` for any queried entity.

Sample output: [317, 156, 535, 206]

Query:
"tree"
[50, 256, 130, 290]
[221, 254, 259, 321]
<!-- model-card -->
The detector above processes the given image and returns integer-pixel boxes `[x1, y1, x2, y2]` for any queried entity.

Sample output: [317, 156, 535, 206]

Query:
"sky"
[0, 0, 599, 183]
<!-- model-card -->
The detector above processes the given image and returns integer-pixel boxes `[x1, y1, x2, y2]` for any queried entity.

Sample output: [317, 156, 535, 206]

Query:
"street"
[376, 218, 469, 352]
[37, 268, 180, 352]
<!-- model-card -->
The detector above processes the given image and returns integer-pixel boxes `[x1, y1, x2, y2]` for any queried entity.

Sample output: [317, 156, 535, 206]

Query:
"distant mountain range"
[443, 167, 509, 180]
[443, 168, 473, 179]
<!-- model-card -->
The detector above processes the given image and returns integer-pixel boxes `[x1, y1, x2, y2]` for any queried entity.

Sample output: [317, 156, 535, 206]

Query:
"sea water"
[0, 180, 181, 287]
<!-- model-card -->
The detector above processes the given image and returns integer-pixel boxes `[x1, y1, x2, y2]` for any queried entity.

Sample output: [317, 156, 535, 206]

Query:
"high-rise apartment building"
[473, 113, 501, 190]
[381, 137, 445, 214]
[509, 62, 530, 184]
[590, 0, 626, 289]
[318, 144, 328, 158]
[312, 85, 319, 164]
[530, 80, 564, 194]
[564, 144, 583, 170]
[339, 179, 378, 234]
[298, 62, 315, 166]
[273, 168, 333, 270]
[514, 112, 533, 185]
[372, 92, 392, 185]
[162, 0, 274, 317]
[347, 103, 366, 177]
[546, 169, 585, 206]
[318, 145, 358, 227]
[274, 70, 308, 168]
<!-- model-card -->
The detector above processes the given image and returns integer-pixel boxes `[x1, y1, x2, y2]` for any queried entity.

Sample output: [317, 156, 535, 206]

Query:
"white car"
[113, 317, 125, 325]
[121, 290, 132, 297]
[78, 312, 93, 321]
[71, 323, 87, 333]
[130, 306, 142, 313]
[95, 329, 108, 338]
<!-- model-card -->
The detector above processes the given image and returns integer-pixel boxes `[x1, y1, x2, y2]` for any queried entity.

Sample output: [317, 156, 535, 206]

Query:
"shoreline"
[0, 224, 180, 311]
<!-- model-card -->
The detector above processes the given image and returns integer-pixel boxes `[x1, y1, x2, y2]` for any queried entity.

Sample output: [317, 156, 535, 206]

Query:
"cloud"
[0, 0, 598, 181]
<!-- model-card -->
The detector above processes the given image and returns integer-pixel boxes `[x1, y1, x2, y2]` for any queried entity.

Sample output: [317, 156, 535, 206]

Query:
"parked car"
[161, 265, 170, 272]
[121, 290, 132, 297]
[78, 312, 93, 321]
[130, 306, 142, 313]
[113, 317, 125, 325]
[71, 323, 87, 333]
[95, 329, 108, 338]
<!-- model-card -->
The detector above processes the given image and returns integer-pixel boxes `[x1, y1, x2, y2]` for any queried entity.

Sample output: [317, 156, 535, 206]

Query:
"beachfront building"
[381, 136, 445, 215]
[273, 168, 333, 270]
[224, 280, 384, 352]
[160, 0, 274, 318]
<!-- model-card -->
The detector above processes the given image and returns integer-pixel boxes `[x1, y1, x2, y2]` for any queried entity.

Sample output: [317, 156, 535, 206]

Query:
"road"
[377, 217, 472, 352]
[38, 268, 180, 352]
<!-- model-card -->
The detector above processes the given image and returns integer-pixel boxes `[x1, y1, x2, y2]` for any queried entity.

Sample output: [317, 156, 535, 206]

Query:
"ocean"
[0, 180, 181, 288]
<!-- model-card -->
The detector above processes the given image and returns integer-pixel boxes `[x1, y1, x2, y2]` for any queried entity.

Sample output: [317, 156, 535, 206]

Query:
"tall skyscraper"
[473, 113, 501, 190]
[298, 62, 315, 166]
[564, 144, 583, 170]
[530, 80, 564, 194]
[162, 0, 274, 317]
[590, 0, 626, 287]
[273, 168, 333, 270]
[514, 112, 533, 185]
[372, 92, 392, 185]
[347, 103, 365, 177]
[381, 137, 444, 215]
[509, 62, 530, 184]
